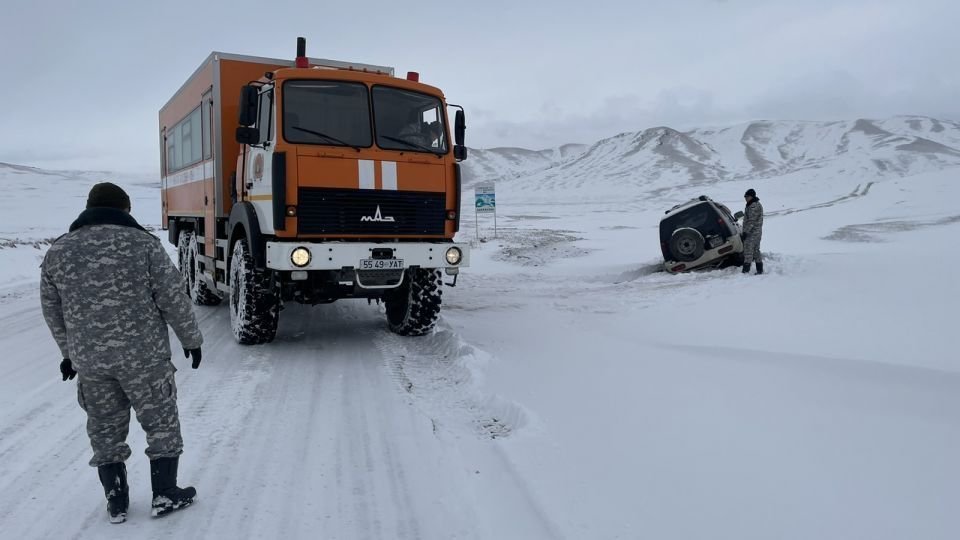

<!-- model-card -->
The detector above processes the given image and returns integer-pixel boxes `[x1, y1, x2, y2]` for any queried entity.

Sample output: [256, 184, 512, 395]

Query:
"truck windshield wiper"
[290, 126, 361, 152]
[380, 135, 443, 158]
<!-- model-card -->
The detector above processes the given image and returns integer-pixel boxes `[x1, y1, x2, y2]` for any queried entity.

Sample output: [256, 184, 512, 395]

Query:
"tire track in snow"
[0, 420, 97, 538]
[374, 325, 529, 441]
[141, 302, 429, 539]
[0, 287, 113, 538]
[373, 322, 563, 539]
[3, 295, 540, 538]
[767, 181, 875, 217]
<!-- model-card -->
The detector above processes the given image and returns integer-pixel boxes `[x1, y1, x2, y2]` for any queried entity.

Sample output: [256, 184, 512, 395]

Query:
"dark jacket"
[742, 198, 764, 239]
[40, 208, 202, 373]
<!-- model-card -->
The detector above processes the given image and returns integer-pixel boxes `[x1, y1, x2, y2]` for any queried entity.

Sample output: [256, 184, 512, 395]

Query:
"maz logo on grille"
[360, 205, 396, 223]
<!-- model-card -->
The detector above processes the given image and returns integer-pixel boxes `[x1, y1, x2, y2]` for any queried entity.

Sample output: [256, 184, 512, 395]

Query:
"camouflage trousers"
[76, 360, 183, 467]
[743, 234, 763, 265]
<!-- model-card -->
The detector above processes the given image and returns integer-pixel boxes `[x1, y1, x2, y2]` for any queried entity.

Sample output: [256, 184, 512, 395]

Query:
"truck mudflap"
[264, 242, 470, 272]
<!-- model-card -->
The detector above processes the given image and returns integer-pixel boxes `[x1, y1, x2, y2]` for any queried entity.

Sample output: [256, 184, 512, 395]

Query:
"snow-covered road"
[0, 287, 562, 539]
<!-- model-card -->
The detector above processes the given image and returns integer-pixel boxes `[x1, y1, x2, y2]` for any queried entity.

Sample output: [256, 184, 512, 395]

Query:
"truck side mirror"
[454, 146, 468, 161]
[454, 109, 466, 146]
[236, 126, 259, 145]
[734, 211, 744, 220]
[238, 85, 259, 127]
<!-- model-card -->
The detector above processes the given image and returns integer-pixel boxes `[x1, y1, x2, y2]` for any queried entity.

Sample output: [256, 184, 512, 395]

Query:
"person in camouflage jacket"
[741, 188, 764, 274]
[40, 182, 203, 522]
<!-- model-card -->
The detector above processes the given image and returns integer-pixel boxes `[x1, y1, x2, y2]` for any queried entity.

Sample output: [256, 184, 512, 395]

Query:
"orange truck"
[160, 38, 469, 344]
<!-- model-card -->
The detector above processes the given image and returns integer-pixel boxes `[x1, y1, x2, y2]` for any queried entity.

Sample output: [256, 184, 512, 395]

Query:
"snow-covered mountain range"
[461, 143, 588, 184]
[464, 116, 960, 194]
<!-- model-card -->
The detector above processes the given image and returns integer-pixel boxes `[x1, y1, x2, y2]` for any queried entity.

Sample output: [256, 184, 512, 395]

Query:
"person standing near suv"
[741, 188, 764, 274]
[40, 182, 203, 523]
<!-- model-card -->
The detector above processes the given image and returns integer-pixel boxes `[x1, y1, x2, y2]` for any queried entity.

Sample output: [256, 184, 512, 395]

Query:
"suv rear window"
[660, 203, 726, 244]
[716, 203, 737, 225]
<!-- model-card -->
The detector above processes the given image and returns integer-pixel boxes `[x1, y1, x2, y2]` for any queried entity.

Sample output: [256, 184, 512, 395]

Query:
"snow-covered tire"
[177, 230, 222, 306]
[229, 239, 279, 345]
[669, 228, 705, 262]
[384, 268, 443, 336]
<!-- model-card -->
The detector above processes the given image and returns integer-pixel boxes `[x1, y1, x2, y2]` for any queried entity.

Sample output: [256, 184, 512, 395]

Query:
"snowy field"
[1, 128, 959, 538]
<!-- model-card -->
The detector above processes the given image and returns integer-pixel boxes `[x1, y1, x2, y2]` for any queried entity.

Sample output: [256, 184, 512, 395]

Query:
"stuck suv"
[660, 196, 744, 273]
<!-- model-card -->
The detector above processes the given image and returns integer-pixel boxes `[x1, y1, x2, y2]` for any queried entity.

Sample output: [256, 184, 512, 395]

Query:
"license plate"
[359, 258, 404, 270]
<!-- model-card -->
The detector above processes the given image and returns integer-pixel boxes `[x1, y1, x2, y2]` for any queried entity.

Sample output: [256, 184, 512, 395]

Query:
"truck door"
[242, 85, 277, 234]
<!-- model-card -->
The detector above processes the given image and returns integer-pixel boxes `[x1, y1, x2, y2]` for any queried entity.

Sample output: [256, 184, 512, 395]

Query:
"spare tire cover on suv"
[669, 228, 705, 262]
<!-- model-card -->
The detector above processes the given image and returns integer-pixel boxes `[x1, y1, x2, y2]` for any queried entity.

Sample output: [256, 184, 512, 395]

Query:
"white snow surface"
[1, 117, 959, 539]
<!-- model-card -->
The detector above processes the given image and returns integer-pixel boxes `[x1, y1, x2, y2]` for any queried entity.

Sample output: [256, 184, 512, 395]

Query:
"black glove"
[184, 348, 202, 369]
[60, 359, 77, 381]
[740, 232, 747, 241]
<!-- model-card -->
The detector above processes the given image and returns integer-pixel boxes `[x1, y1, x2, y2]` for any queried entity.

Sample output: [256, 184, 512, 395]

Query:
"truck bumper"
[265, 241, 471, 271]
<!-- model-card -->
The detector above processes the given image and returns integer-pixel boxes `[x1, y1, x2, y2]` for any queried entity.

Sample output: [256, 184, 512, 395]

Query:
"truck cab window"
[258, 89, 273, 145]
[373, 86, 447, 154]
[282, 81, 371, 148]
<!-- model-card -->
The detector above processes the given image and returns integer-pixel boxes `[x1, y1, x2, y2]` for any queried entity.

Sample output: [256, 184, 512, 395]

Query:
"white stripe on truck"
[381, 161, 397, 191]
[358, 160, 375, 190]
[163, 161, 210, 188]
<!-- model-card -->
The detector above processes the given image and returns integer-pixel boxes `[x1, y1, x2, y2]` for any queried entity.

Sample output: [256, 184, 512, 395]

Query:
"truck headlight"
[445, 247, 462, 265]
[291, 247, 312, 268]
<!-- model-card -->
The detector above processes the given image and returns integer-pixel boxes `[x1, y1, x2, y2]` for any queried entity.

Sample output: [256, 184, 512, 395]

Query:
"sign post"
[474, 184, 497, 239]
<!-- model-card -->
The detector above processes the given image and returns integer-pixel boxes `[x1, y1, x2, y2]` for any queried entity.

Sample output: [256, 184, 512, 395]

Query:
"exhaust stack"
[295, 37, 308, 68]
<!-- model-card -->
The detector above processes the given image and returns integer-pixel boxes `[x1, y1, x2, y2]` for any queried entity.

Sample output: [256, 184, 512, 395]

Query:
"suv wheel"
[669, 228, 705, 262]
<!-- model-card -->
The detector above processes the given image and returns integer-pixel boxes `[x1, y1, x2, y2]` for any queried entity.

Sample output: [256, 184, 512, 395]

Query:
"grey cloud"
[1, 0, 958, 169]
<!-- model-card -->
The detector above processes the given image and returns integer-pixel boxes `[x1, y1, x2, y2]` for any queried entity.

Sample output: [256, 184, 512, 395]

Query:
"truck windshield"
[372, 86, 448, 154]
[283, 81, 372, 148]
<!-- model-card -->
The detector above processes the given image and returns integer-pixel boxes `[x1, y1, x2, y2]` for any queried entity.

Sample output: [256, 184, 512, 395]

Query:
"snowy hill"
[464, 116, 960, 197]
[461, 143, 587, 186]
[0, 162, 159, 243]
[0, 163, 159, 285]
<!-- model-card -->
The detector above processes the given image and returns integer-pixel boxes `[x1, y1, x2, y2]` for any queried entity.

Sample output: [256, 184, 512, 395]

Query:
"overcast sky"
[1, 0, 957, 173]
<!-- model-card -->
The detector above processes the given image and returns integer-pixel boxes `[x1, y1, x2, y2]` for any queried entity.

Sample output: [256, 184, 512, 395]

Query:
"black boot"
[150, 457, 196, 517]
[756, 262, 764, 275]
[97, 462, 129, 524]
[742, 262, 751, 274]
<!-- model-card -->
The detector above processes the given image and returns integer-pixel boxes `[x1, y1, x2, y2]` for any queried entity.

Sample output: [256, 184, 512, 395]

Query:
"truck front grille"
[298, 188, 446, 236]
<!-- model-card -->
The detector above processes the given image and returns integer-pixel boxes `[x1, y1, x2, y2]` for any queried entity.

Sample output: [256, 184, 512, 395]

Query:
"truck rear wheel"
[229, 239, 279, 344]
[177, 230, 222, 306]
[384, 268, 443, 336]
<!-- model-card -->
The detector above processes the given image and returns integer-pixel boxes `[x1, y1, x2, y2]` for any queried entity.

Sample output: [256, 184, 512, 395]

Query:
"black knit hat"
[86, 182, 131, 210]
[744, 188, 757, 198]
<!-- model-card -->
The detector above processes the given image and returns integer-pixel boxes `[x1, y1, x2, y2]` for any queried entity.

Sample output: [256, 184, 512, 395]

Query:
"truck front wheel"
[177, 230, 222, 306]
[384, 268, 443, 336]
[229, 239, 280, 344]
